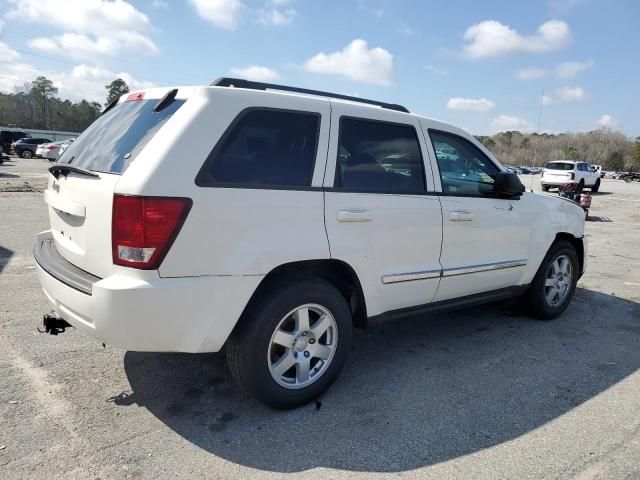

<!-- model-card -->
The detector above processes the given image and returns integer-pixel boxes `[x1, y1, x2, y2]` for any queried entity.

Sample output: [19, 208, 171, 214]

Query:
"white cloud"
[463, 19, 571, 59]
[490, 115, 531, 132]
[152, 0, 168, 7]
[257, 0, 296, 26]
[229, 65, 280, 81]
[556, 59, 593, 78]
[6, 0, 157, 59]
[425, 65, 447, 75]
[517, 67, 548, 80]
[0, 42, 20, 62]
[598, 114, 619, 129]
[0, 62, 153, 103]
[542, 86, 585, 105]
[447, 97, 495, 112]
[304, 39, 394, 86]
[189, 0, 244, 29]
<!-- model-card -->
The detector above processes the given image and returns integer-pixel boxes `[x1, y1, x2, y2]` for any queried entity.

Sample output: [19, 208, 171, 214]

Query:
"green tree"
[632, 137, 640, 169]
[105, 78, 130, 106]
[563, 145, 580, 160]
[605, 150, 624, 170]
[30, 76, 58, 129]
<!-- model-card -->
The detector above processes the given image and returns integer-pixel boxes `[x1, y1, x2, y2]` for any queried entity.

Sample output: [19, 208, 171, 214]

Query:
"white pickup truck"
[541, 160, 601, 192]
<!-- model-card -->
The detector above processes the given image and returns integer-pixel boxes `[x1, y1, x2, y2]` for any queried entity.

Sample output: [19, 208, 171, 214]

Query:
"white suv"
[541, 160, 601, 192]
[35, 79, 586, 408]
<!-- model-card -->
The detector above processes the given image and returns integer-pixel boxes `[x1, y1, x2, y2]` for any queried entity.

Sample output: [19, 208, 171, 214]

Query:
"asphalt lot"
[1, 157, 639, 479]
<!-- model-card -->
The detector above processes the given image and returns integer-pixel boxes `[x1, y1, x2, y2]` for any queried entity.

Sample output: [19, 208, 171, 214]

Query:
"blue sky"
[0, 0, 638, 136]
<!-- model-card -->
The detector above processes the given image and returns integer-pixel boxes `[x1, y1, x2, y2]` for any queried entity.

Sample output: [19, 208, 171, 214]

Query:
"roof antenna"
[530, 88, 545, 192]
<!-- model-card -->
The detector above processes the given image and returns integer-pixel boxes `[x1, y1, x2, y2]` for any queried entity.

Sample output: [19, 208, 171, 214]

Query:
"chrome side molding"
[382, 269, 442, 284]
[382, 259, 527, 284]
[442, 259, 528, 277]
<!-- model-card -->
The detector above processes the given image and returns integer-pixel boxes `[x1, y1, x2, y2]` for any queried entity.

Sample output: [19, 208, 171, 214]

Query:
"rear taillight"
[47, 146, 56, 150]
[569, 172, 575, 180]
[112, 195, 192, 270]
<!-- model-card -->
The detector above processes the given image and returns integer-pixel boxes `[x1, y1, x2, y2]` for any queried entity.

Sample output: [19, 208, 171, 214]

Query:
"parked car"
[1, 130, 31, 154]
[12, 138, 52, 158]
[541, 160, 601, 192]
[591, 164, 605, 178]
[35, 79, 587, 408]
[37, 139, 75, 161]
[56, 140, 74, 160]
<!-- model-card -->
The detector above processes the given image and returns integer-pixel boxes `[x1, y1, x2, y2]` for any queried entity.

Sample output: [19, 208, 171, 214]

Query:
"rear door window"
[334, 118, 426, 194]
[59, 98, 184, 174]
[196, 109, 320, 188]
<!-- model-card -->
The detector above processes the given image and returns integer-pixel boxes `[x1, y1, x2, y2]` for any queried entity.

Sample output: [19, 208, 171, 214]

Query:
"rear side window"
[334, 118, 425, 194]
[546, 162, 574, 170]
[59, 98, 184, 174]
[196, 109, 320, 188]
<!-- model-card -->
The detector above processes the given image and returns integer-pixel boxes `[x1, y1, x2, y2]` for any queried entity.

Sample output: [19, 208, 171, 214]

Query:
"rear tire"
[226, 278, 353, 409]
[541, 185, 550, 192]
[20, 150, 32, 159]
[578, 179, 585, 190]
[519, 240, 579, 320]
[592, 179, 600, 192]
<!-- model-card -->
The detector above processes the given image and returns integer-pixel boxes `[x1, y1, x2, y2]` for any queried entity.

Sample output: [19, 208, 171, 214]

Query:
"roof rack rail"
[211, 77, 409, 113]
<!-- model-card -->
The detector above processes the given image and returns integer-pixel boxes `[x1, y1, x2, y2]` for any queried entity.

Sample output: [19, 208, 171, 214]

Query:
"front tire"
[226, 278, 353, 409]
[20, 150, 33, 159]
[592, 179, 600, 192]
[541, 185, 550, 192]
[520, 240, 579, 320]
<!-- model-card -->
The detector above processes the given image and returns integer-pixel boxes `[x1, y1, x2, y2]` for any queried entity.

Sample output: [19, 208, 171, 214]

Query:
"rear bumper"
[541, 178, 576, 186]
[34, 231, 263, 353]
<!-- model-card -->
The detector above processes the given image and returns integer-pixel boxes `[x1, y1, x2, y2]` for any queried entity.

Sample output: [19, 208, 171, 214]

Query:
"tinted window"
[59, 99, 184, 174]
[546, 162, 574, 170]
[430, 130, 499, 195]
[197, 109, 320, 188]
[335, 118, 425, 194]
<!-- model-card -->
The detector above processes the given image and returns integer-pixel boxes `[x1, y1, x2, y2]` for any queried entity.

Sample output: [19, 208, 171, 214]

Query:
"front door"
[424, 128, 531, 302]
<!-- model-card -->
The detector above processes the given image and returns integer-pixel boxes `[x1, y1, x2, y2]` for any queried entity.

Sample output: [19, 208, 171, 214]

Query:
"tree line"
[0, 76, 130, 133]
[476, 130, 640, 171]
[1, 75, 639, 170]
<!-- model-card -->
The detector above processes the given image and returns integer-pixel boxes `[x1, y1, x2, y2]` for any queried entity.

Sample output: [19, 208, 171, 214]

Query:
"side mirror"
[493, 172, 525, 198]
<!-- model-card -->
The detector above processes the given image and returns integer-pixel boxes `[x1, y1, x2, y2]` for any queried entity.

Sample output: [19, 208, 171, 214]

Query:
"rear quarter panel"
[116, 87, 332, 277]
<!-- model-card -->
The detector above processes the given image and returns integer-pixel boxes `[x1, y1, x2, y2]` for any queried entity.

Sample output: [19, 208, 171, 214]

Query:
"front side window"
[334, 118, 425, 194]
[197, 109, 320, 188]
[429, 130, 499, 195]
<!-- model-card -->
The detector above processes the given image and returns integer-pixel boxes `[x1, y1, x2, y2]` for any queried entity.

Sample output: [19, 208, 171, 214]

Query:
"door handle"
[449, 210, 474, 221]
[337, 210, 373, 222]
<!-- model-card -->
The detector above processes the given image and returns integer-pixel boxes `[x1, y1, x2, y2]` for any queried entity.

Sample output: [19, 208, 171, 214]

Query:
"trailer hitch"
[38, 312, 72, 335]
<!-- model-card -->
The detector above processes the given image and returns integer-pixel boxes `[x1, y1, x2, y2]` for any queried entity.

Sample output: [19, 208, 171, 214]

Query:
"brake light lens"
[569, 172, 575, 180]
[112, 195, 192, 269]
[47, 146, 56, 150]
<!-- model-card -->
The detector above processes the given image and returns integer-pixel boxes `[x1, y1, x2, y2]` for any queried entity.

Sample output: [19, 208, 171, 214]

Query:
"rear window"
[545, 162, 574, 171]
[59, 98, 184, 174]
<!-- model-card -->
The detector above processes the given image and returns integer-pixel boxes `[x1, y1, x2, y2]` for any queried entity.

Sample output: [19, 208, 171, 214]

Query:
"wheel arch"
[555, 232, 585, 276]
[240, 259, 368, 330]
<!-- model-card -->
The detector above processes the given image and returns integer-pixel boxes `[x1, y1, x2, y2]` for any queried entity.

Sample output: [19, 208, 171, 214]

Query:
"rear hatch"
[44, 91, 185, 278]
[543, 162, 574, 181]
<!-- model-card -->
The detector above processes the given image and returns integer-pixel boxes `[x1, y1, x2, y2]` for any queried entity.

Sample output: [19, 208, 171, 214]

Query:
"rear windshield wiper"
[49, 164, 100, 179]
[154, 88, 178, 112]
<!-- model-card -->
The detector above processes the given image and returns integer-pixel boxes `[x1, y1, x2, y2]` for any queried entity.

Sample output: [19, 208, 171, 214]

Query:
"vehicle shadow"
[0, 246, 14, 273]
[121, 288, 640, 473]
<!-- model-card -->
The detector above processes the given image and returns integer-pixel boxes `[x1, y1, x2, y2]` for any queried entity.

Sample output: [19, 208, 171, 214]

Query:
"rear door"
[44, 94, 185, 278]
[324, 104, 442, 316]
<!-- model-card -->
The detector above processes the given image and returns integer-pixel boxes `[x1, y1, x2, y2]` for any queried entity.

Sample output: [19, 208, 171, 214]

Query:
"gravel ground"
[1, 157, 639, 479]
